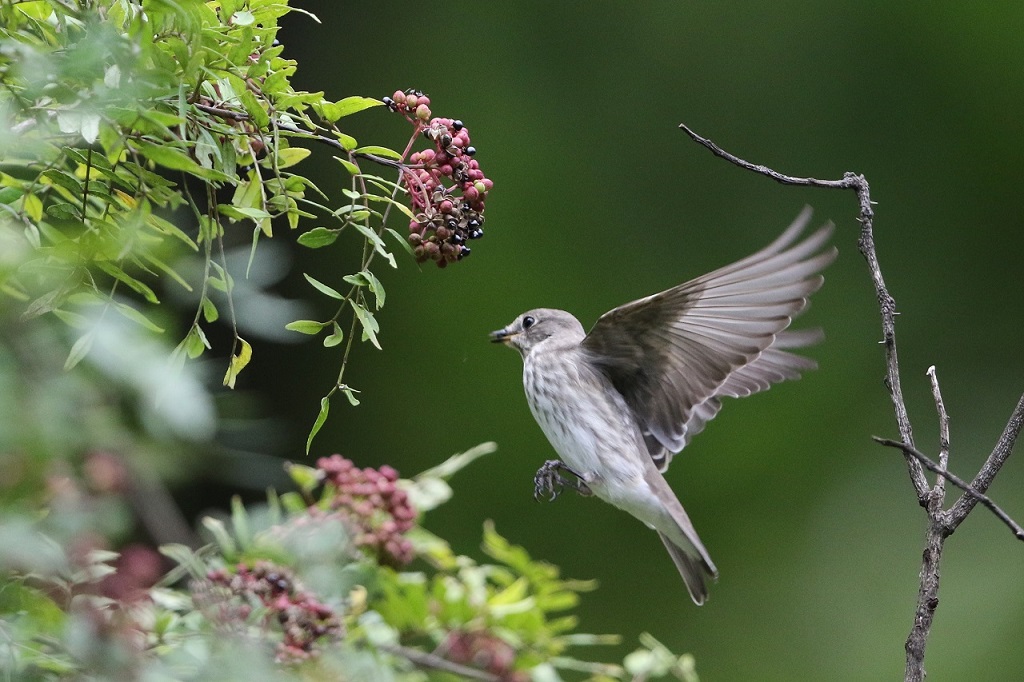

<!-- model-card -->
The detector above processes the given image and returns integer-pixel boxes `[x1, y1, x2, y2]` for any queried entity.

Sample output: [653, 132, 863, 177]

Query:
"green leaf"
[297, 227, 339, 248]
[341, 385, 361, 406]
[362, 270, 385, 309]
[349, 300, 381, 349]
[323, 321, 344, 347]
[318, 97, 379, 123]
[335, 132, 357, 151]
[336, 157, 360, 175]
[284, 462, 323, 494]
[303, 273, 344, 300]
[201, 297, 219, 323]
[306, 396, 329, 454]
[113, 301, 164, 333]
[414, 442, 498, 481]
[23, 193, 43, 222]
[94, 261, 160, 304]
[230, 496, 251, 550]
[64, 332, 94, 370]
[285, 319, 326, 335]
[223, 338, 252, 389]
[134, 141, 204, 174]
[232, 9, 255, 25]
[201, 517, 237, 557]
[275, 147, 311, 169]
[354, 145, 403, 160]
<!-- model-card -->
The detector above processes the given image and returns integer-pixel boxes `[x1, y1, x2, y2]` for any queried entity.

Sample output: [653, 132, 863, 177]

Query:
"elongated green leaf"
[335, 157, 360, 175]
[305, 396, 329, 454]
[64, 332, 94, 370]
[285, 319, 326, 335]
[354, 145, 403, 160]
[95, 261, 160, 303]
[349, 300, 381, 349]
[113, 301, 164, 333]
[303, 273, 343, 300]
[362, 270, 385, 309]
[320, 96, 382, 122]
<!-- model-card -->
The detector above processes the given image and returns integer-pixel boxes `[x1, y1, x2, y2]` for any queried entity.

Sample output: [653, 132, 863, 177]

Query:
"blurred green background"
[218, 3, 1024, 680]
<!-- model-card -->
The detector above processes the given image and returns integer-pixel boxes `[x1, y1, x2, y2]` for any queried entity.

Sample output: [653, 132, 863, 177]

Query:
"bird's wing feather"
[583, 207, 836, 472]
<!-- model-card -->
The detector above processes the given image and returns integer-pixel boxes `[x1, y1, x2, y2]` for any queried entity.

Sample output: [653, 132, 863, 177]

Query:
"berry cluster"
[442, 629, 527, 682]
[316, 455, 416, 567]
[382, 89, 493, 268]
[200, 561, 342, 662]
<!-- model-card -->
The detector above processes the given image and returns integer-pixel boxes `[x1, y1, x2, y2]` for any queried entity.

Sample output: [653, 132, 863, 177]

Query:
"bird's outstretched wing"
[581, 207, 836, 472]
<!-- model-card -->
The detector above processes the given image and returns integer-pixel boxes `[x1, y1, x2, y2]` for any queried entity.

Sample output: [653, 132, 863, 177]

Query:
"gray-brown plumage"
[491, 207, 836, 603]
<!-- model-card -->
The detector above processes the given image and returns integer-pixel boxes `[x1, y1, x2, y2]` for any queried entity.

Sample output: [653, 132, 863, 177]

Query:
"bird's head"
[490, 308, 586, 357]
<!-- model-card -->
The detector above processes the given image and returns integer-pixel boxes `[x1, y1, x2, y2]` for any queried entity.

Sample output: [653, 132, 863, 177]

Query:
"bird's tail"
[658, 532, 718, 605]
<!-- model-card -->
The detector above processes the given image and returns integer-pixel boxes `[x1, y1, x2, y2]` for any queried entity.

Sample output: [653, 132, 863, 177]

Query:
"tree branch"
[379, 644, 500, 682]
[679, 123, 929, 500]
[874, 437, 1024, 541]
[947, 393, 1024, 530]
[926, 366, 951, 501]
[678, 123, 1021, 682]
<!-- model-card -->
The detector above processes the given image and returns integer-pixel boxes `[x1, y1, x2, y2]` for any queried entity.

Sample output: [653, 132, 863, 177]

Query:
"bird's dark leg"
[533, 460, 593, 501]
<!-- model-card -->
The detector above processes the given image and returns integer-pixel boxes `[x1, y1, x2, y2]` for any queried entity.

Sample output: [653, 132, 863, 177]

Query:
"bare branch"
[679, 123, 929, 501]
[379, 644, 500, 682]
[947, 393, 1024, 530]
[874, 437, 1024, 541]
[679, 123, 1022, 682]
[926, 366, 951, 501]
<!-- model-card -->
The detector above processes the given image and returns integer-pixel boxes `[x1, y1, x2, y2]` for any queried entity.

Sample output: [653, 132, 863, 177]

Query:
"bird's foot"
[533, 460, 593, 501]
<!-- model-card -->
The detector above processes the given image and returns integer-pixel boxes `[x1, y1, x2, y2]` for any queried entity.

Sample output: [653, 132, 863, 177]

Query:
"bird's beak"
[490, 327, 517, 345]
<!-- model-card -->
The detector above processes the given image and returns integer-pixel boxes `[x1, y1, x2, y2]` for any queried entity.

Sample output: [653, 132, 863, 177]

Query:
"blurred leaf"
[285, 462, 322, 494]
[202, 516, 237, 558]
[64, 332, 94, 370]
[400, 477, 452, 513]
[415, 442, 498, 481]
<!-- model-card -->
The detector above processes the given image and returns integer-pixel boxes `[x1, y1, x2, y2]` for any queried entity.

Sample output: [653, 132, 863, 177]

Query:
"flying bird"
[490, 207, 836, 604]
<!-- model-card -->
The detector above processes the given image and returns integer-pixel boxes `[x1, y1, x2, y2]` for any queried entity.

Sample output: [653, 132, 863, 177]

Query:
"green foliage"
[0, 0, 418, 446]
[2, 447, 698, 681]
[0, 2, 700, 680]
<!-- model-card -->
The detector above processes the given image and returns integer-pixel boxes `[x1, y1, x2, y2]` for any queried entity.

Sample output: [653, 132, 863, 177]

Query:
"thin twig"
[874, 437, 1024, 541]
[926, 366, 951, 501]
[379, 644, 499, 682]
[192, 101, 405, 169]
[679, 122, 930, 500]
[947, 393, 1024, 530]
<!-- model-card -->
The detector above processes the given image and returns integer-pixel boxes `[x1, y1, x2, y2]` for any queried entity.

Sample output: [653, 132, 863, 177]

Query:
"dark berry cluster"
[442, 629, 528, 682]
[201, 561, 342, 662]
[316, 454, 416, 567]
[381, 89, 493, 268]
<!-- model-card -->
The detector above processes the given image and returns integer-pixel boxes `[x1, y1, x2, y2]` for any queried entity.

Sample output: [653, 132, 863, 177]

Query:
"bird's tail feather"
[658, 532, 718, 605]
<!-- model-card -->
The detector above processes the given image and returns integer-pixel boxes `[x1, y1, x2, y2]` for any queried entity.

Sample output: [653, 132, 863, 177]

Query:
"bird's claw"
[533, 460, 592, 501]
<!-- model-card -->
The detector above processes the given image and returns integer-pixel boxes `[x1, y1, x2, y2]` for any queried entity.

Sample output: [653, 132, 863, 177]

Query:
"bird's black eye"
[522, 316, 536, 330]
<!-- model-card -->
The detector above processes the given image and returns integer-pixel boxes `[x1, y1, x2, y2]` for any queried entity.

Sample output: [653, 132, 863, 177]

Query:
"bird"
[490, 207, 836, 604]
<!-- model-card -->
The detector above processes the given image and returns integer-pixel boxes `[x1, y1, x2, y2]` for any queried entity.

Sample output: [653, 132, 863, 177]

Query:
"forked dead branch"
[679, 123, 1024, 682]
